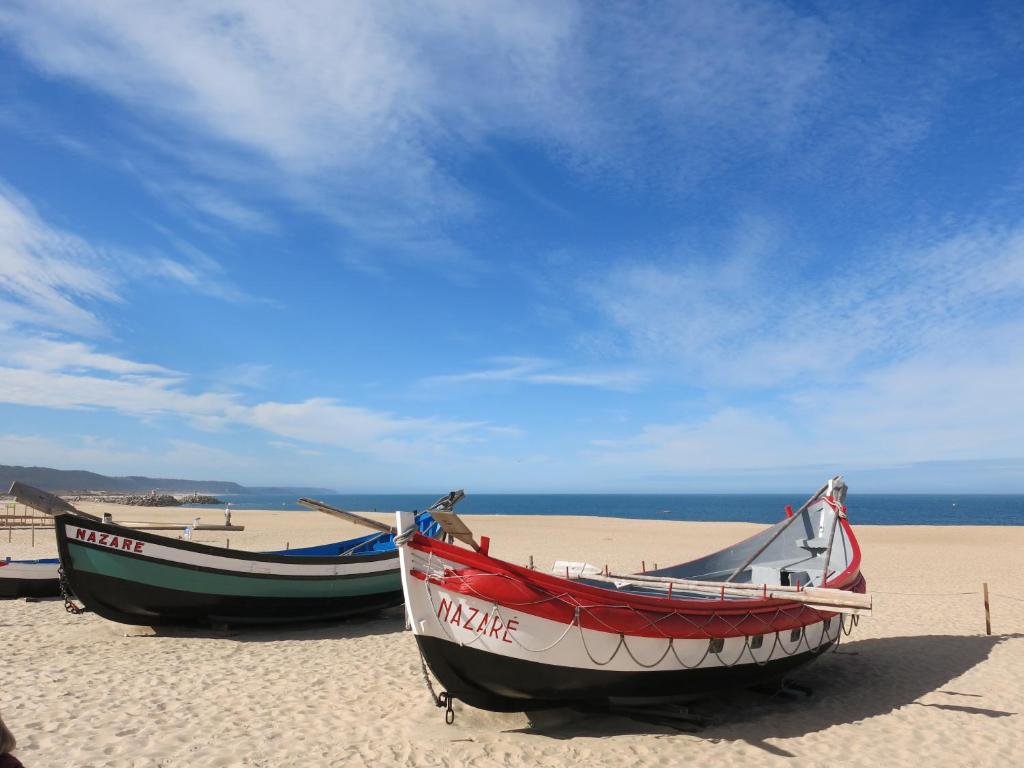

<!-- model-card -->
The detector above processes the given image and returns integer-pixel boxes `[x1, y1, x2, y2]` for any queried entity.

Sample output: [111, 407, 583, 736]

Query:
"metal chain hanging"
[57, 565, 87, 615]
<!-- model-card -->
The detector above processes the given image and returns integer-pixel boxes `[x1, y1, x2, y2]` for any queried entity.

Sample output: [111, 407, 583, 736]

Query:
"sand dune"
[2, 504, 1022, 767]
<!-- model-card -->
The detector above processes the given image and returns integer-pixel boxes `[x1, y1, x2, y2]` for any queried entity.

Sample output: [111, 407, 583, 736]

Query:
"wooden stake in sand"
[983, 582, 991, 635]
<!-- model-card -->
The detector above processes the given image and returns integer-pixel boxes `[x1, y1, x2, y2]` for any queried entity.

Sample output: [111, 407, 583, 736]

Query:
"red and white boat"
[396, 477, 869, 713]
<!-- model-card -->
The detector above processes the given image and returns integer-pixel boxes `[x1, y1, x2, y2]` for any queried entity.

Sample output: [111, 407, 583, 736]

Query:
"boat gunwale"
[54, 512, 403, 566]
[406, 514, 864, 617]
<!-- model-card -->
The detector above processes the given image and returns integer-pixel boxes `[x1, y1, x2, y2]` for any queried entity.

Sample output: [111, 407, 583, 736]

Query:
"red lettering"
[488, 616, 504, 639]
[122, 538, 133, 551]
[98, 533, 109, 546]
[437, 597, 453, 623]
[108, 537, 120, 549]
[450, 604, 462, 626]
[87, 531, 97, 543]
[502, 618, 519, 643]
[462, 607, 480, 630]
[476, 612, 489, 633]
[75, 528, 86, 540]
[133, 542, 144, 554]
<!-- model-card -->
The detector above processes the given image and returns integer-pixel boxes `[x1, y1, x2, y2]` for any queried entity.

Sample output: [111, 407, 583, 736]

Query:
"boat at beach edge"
[396, 476, 868, 713]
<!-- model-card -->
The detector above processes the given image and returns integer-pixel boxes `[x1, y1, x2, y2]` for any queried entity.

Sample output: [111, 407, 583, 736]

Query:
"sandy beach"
[2, 503, 1022, 767]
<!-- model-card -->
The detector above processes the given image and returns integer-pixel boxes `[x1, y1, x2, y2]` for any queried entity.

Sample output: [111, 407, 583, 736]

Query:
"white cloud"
[580, 217, 1024, 481]
[0, 362, 502, 466]
[586, 218, 1024, 386]
[0, 184, 254, 335]
[0, 185, 120, 335]
[422, 357, 644, 391]
[0, 433, 258, 479]
[0, 335, 175, 376]
[0, 2, 847, 254]
[585, 325, 1024, 482]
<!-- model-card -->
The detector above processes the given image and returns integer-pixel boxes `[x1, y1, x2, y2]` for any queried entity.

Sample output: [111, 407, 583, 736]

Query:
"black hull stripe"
[68, 570, 404, 627]
[0, 578, 60, 599]
[416, 634, 834, 712]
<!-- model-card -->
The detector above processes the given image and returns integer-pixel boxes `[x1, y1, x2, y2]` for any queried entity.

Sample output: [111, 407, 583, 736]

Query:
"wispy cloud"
[0, 433, 260, 479]
[0, 360, 508, 464]
[0, 2, 859, 258]
[0, 183, 254, 335]
[0, 184, 121, 335]
[585, 217, 1024, 386]
[422, 357, 645, 391]
[0, 178, 516, 467]
[581, 216, 1024, 481]
[0, 336, 176, 376]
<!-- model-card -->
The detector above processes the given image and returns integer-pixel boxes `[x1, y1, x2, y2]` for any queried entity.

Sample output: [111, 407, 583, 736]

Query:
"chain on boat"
[57, 565, 87, 615]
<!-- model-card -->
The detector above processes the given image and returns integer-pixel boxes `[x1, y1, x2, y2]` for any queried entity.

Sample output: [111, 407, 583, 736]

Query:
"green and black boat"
[52, 493, 456, 627]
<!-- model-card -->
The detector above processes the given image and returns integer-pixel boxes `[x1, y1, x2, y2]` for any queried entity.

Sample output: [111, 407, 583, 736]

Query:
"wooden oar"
[298, 498, 395, 532]
[611, 571, 807, 594]
[8, 482, 100, 521]
[299, 489, 467, 535]
[606, 571, 871, 608]
[585, 571, 871, 614]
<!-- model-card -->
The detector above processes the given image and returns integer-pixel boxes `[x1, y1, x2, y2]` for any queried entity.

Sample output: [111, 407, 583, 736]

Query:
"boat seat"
[749, 565, 782, 587]
[780, 570, 812, 588]
[798, 537, 829, 552]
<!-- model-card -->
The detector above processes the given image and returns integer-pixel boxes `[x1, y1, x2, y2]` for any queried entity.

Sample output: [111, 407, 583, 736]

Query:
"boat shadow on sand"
[514, 633, 1023, 747]
[116, 606, 409, 642]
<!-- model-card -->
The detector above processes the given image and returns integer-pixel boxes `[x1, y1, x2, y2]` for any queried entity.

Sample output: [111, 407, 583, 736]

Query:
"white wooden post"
[396, 510, 416, 632]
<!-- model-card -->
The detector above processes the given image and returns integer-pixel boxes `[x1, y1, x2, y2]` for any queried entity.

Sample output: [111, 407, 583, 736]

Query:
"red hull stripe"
[407, 518, 864, 641]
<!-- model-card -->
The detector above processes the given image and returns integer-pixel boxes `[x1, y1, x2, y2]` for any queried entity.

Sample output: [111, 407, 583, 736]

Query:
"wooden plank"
[608, 571, 869, 607]
[115, 522, 246, 531]
[430, 510, 479, 551]
[588, 571, 871, 614]
[8, 481, 98, 520]
[297, 497, 393, 532]
[983, 582, 991, 635]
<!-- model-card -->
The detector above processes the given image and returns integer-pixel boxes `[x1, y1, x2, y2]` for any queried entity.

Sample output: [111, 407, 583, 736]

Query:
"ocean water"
[184, 492, 1024, 526]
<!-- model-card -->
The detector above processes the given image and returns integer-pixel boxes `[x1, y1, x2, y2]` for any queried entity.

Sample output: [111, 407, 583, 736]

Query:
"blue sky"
[1, 1, 1022, 493]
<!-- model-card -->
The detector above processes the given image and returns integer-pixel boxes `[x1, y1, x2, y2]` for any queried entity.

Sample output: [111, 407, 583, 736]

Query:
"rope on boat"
[420, 560, 854, 672]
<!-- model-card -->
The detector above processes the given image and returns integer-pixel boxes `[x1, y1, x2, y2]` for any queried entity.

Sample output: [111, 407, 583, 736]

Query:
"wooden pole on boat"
[724, 477, 835, 583]
[591, 571, 871, 613]
[528, 555, 534, 570]
[983, 582, 991, 635]
[819, 505, 841, 587]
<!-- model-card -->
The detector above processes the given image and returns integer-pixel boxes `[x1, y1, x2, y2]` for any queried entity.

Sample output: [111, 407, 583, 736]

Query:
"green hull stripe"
[68, 543, 398, 598]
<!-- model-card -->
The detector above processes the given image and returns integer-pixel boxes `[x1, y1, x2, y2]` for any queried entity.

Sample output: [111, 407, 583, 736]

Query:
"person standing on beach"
[0, 712, 24, 768]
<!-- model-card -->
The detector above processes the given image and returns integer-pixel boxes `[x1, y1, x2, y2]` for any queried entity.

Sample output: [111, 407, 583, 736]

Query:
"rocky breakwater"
[101, 494, 184, 507]
[65, 493, 225, 506]
[180, 494, 225, 505]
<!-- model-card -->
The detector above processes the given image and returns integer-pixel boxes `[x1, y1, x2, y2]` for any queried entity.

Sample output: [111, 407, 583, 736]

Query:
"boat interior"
[564, 480, 854, 601]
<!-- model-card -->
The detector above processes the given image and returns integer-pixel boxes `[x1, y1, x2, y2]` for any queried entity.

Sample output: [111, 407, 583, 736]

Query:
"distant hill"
[0, 465, 314, 494]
